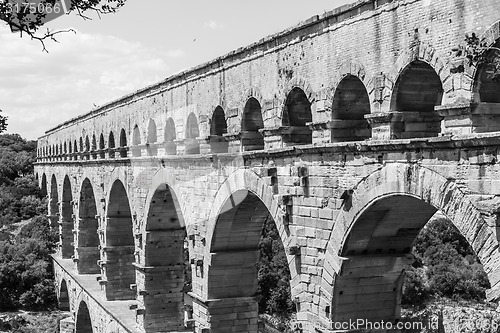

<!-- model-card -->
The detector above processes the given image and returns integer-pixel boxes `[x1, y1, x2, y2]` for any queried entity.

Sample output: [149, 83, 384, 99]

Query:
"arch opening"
[142, 184, 190, 332]
[474, 40, 500, 103]
[61, 176, 75, 259]
[108, 132, 116, 158]
[185, 113, 200, 155]
[209, 106, 228, 153]
[390, 61, 443, 139]
[73, 140, 78, 160]
[104, 180, 135, 301]
[75, 301, 93, 333]
[332, 75, 371, 141]
[58, 280, 70, 311]
[283, 87, 312, 145]
[147, 119, 158, 156]
[332, 194, 489, 325]
[77, 179, 100, 274]
[40, 174, 47, 197]
[91, 135, 97, 159]
[119, 129, 128, 158]
[132, 125, 141, 157]
[84, 136, 90, 160]
[241, 98, 264, 151]
[49, 175, 58, 219]
[207, 190, 293, 332]
[164, 118, 177, 155]
[99, 134, 105, 159]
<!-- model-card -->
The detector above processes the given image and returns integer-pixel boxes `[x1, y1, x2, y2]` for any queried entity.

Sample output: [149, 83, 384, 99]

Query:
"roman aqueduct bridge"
[35, 0, 500, 331]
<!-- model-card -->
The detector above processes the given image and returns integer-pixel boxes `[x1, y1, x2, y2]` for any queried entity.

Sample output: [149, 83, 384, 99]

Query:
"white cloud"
[0, 26, 183, 139]
[204, 20, 224, 30]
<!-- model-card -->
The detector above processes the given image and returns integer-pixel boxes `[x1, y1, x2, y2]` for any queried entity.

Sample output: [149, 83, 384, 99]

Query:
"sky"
[0, 0, 353, 140]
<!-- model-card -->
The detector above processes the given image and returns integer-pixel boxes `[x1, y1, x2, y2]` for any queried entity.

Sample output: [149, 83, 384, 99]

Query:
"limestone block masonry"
[35, 0, 500, 332]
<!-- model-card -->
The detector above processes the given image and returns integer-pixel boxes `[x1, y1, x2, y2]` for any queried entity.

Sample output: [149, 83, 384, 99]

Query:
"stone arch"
[99, 134, 105, 159]
[61, 175, 75, 259]
[132, 125, 141, 157]
[119, 128, 127, 158]
[469, 20, 500, 79]
[40, 173, 47, 197]
[59, 279, 70, 311]
[330, 74, 371, 142]
[389, 42, 449, 91]
[104, 179, 135, 301]
[91, 134, 97, 151]
[389, 59, 443, 139]
[320, 163, 500, 325]
[140, 182, 188, 332]
[49, 174, 58, 217]
[147, 119, 158, 156]
[147, 118, 157, 143]
[209, 106, 228, 153]
[204, 169, 293, 332]
[77, 178, 100, 274]
[108, 131, 116, 158]
[164, 117, 176, 155]
[241, 97, 264, 151]
[471, 22, 500, 104]
[282, 78, 313, 145]
[75, 301, 93, 333]
[205, 169, 284, 251]
[185, 113, 200, 154]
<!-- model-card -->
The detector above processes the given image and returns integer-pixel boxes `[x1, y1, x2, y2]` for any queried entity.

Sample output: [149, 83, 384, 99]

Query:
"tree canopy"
[0, 0, 126, 51]
[0, 110, 7, 134]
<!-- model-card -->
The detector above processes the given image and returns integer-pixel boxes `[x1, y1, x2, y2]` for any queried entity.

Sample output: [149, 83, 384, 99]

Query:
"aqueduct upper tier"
[35, 0, 500, 332]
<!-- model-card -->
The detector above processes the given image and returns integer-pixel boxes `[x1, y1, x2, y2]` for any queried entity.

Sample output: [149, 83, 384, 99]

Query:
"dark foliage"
[257, 217, 295, 318]
[0, 134, 57, 311]
[402, 217, 490, 306]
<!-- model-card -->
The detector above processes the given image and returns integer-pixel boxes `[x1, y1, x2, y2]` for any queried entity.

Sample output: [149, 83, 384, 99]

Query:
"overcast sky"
[0, 0, 353, 140]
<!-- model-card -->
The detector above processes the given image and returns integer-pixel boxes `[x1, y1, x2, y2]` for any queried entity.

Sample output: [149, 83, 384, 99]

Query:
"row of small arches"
[38, 57, 500, 160]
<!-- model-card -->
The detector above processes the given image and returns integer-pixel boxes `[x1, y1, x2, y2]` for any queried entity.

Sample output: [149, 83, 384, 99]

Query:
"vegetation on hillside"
[0, 134, 57, 311]
[402, 216, 490, 306]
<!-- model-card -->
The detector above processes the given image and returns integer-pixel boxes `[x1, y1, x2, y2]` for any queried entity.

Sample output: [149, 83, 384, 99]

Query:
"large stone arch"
[138, 173, 188, 332]
[201, 169, 295, 332]
[140, 168, 185, 232]
[103, 178, 136, 301]
[205, 169, 285, 253]
[61, 175, 75, 259]
[76, 178, 100, 274]
[319, 163, 500, 325]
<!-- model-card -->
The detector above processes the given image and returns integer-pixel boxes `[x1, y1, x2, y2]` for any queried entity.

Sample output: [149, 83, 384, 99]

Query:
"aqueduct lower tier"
[36, 135, 500, 333]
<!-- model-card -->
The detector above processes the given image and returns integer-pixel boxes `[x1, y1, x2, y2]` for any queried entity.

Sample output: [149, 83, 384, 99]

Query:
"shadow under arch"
[104, 180, 135, 301]
[140, 183, 190, 332]
[389, 60, 443, 139]
[75, 301, 93, 333]
[331, 74, 371, 142]
[320, 163, 500, 326]
[77, 178, 100, 274]
[58, 279, 70, 311]
[61, 175, 75, 259]
[40, 173, 47, 198]
[202, 169, 293, 332]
